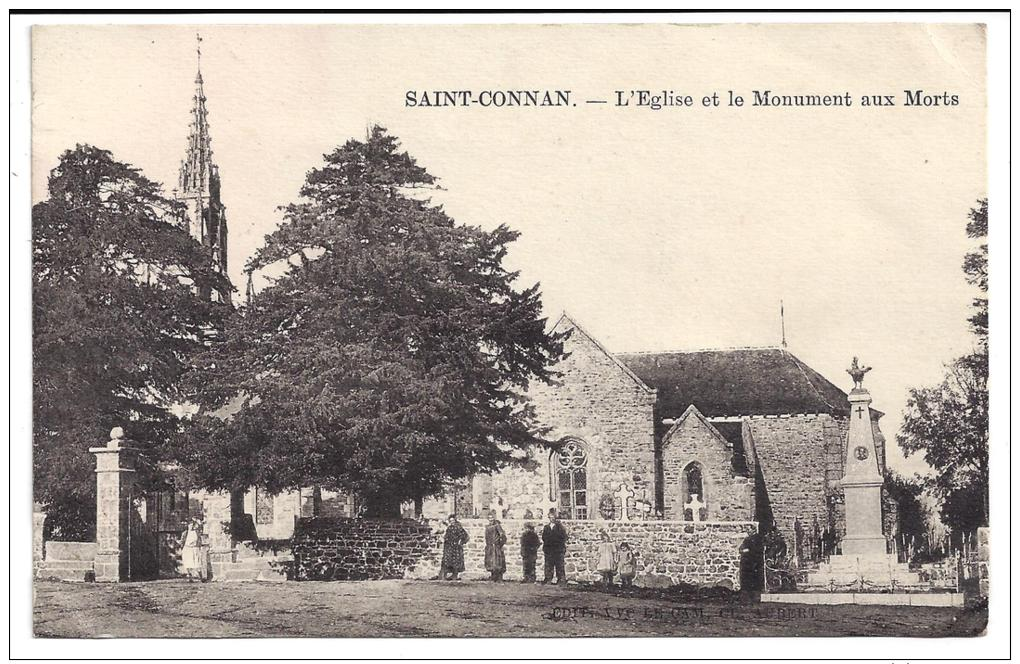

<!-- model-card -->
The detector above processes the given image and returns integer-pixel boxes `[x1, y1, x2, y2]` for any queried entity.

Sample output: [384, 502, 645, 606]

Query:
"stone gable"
[485, 315, 657, 520]
[661, 406, 752, 521]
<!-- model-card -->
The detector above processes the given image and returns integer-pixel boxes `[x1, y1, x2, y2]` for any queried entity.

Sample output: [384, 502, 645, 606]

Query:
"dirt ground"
[33, 579, 986, 639]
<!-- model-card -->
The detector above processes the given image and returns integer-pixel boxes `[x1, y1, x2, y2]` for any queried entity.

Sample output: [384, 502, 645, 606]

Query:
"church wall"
[746, 414, 842, 548]
[484, 320, 658, 520]
[661, 413, 753, 521]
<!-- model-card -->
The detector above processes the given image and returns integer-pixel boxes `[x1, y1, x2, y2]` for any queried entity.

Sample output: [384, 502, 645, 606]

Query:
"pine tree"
[33, 145, 232, 538]
[180, 127, 567, 516]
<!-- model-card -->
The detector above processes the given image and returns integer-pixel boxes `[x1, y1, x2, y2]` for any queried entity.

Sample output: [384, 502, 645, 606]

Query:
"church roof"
[616, 347, 852, 418]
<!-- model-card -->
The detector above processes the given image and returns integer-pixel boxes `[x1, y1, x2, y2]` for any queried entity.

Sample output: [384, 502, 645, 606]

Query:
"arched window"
[682, 462, 708, 521]
[555, 440, 588, 520]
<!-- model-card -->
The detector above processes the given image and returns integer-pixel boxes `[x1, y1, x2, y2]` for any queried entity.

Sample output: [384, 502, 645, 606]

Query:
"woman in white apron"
[181, 517, 209, 581]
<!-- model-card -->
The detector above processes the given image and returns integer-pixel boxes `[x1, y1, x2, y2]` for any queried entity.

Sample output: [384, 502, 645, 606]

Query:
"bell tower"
[175, 33, 230, 303]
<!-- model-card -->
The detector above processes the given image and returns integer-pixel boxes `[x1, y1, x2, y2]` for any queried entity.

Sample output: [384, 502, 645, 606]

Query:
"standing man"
[439, 514, 469, 581]
[541, 509, 569, 585]
[484, 511, 507, 581]
[519, 523, 540, 582]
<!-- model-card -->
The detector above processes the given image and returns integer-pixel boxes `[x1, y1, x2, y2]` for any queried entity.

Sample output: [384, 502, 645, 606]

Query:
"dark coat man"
[484, 515, 507, 581]
[519, 524, 541, 582]
[541, 510, 569, 585]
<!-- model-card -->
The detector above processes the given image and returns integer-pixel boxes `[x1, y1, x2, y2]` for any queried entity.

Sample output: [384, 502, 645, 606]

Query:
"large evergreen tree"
[180, 127, 567, 515]
[897, 199, 989, 536]
[33, 145, 232, 538]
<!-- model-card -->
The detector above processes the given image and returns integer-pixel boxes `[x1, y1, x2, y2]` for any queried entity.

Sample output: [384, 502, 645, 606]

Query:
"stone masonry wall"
[293, 517, 439, 581]
[294, 517, 757, 589]
[747, 414, 841, 548]
[661, 408, 752, 521]
[489, 317, 658, 519]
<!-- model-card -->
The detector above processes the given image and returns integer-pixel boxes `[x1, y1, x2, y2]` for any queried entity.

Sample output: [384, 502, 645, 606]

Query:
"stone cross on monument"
[684, 493, 706, 522]
[614, 483, 635, 521]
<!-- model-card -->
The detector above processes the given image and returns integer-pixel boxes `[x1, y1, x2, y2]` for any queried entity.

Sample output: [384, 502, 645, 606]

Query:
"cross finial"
[195, 32, 204, 82]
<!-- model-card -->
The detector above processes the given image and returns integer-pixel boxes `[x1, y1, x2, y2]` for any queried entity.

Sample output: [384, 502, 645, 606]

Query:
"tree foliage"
[33, 145, 232, 538]
[884, 471, 930, 545]
[897, 199, 988, 532]
[180, 127, 567, 515]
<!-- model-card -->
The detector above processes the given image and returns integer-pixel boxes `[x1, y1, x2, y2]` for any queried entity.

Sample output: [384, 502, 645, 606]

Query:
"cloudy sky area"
[32, 23, 987, 475]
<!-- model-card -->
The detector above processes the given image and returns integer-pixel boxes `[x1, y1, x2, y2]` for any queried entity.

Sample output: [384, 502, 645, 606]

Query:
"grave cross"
[488, 493, 503, 518]
[614, 483, 635, 521]
[684, 493, 706, 522]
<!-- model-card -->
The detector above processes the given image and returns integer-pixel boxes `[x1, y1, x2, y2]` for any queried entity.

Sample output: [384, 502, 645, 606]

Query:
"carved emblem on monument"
[854, 446, 869, 461]
[846, 356, 872, 389]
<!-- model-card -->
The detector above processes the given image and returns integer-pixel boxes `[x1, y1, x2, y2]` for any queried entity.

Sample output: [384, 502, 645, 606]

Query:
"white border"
[8, 10, 1011, 661]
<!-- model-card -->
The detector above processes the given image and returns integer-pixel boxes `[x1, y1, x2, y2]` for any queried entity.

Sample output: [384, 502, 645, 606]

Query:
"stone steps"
[805, 571, 922, 585]
[36, 560, 95, 582]
[214, 554, 293, 582]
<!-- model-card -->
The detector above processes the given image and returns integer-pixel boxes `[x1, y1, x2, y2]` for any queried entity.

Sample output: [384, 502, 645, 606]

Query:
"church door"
[556, 440, 588, 520]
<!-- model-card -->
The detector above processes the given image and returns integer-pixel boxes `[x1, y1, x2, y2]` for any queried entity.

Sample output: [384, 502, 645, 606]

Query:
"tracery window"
[556, 440, 588, 520]
[255, 488, 275, 525]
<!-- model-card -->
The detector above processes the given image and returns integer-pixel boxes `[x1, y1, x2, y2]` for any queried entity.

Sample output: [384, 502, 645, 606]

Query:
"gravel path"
[32, 579, 985, 638]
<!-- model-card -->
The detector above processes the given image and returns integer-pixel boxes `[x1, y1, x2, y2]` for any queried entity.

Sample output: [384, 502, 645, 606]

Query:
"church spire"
[176, 33, 230, 303]
[179, 32, 214, 200]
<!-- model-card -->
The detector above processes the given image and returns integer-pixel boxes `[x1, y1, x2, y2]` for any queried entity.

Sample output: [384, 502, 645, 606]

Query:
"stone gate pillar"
[89, 427, 138, 582]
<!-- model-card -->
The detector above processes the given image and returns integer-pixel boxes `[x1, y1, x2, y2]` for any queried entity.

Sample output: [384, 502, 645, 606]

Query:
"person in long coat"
[519, 523, 541, 582]
[439, 514, 469, 580]
[484, 512, 507, 581]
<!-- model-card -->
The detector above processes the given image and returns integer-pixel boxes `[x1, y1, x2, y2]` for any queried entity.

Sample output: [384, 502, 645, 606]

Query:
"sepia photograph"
[10, 11, 1010, 660]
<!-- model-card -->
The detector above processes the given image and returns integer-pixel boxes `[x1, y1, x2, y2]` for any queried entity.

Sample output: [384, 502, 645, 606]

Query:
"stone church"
[148, 50, 892, 573]
[424, 314, 891, 550]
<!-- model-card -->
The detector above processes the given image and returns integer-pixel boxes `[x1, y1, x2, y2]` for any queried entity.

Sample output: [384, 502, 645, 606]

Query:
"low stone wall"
[35, 541, 97, 582]
[294, 517, 757, 589]
[293, 518, 438, 581]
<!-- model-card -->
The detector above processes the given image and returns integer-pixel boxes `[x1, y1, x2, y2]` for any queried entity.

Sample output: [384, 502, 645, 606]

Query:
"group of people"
[438, 509, 638, 588]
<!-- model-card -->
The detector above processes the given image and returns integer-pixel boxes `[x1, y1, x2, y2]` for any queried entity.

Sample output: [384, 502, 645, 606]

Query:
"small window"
[682, 462, 708, 521]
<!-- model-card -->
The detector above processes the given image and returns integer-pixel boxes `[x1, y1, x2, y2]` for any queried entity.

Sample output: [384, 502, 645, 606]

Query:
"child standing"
[596, 529, 618, 587]
[618, 541, 638, 588]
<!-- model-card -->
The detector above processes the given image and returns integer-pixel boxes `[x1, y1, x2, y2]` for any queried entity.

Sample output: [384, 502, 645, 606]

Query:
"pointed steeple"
[175, 33, 230, 304]
[179, 33, 215, 203]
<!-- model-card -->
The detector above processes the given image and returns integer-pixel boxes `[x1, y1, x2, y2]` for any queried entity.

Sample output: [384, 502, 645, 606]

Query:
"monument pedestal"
[806, 553, 921, 588]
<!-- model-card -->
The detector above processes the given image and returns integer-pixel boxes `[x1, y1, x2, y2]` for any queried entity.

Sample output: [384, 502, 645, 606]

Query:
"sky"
[31, 23, 987, 475]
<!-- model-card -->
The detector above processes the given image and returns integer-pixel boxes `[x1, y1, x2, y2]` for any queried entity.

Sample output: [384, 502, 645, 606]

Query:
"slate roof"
[616, 347, 852, 419]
